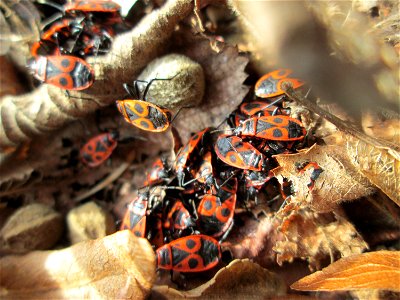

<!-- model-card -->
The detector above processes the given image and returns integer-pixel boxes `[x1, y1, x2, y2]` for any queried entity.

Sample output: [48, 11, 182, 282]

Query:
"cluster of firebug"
[28, 0, 123, 90]
[117, 69, 324, 273]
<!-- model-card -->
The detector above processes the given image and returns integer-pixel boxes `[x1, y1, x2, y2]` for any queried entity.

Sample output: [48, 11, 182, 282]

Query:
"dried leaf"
[0, 56, 25, 97]
[362, 111, 400, 144]
[222, 216, 278, 266]
[0, 0, 41, 57]
[0, 203, 63, 253]
[291, 251, 400, 292]
[170, 30, 250, 142]
[346, 135, 400, 206]
[152, 259, 285, 299]
[274, 206, 368, 270]
[0, 230, 156, 299]
[273, 144, 375, 212]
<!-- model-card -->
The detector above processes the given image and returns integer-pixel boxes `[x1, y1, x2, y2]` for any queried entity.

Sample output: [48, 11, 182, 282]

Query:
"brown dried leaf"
[152, 259, 285, 299]
[0, 230, 156, 299]
[291, 251, 400, 292]
[274, 206, 368, 270]
[0, 203, 63, 254]
[0, 56, 25, 97]
[346, 135, 400, 206]
[170, 30, 250, 142]
[222, 216, 278, 266]
[273, 144, 375, 212]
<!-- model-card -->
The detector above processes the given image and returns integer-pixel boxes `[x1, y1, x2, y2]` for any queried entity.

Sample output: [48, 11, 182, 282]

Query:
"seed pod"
[137, 53, 205, 109]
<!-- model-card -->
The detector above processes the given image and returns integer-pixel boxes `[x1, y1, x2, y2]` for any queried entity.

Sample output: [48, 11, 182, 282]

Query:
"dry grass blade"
[0, 231, 156, 299]
[291, 251, 400, 292]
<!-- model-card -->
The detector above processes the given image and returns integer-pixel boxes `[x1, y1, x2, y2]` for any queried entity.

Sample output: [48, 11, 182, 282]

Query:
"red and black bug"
[120, 186, 168, 237]
[144, 157, 171, 186]
[148, 214, 164, 248]
[243, 169, 273, 190]
[37, 0, 122, 25]
[116, 79, 173, 132]
[280, 178, 294, 200]
[174, 127, 211, 186]
[28, 55, 95, 90]
[255, 69, 304, 98]
[31, 14, 114, 58]
[120, 191, 149, 238]
[31, 18, 80, 57]
[80, 131, 119, 167]
[156, 234, 221, 272]
[64, 0, 121, 14]
[239, 100, 290, 118]
[163, 199, 195, 233]
[234, 115, 307, 142]
[296, 161, 324, 190]
[197, 177, 237, 239]
[192, 151, 214, 188]
[214, 135, 267, 171]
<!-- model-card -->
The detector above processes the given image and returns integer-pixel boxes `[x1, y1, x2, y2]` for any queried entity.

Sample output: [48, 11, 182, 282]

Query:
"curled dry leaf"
[274, 205, 368, 270]
[152, 259, 286, 299]
[0, 0, 41, 58]
[0, 203, 63, 254]
[291, 251, 400, 292]
[272, 144, 375, 213]
[0, 230, 156, 299]
[66, 202, 116, 244]
[346, 135, 400, 206]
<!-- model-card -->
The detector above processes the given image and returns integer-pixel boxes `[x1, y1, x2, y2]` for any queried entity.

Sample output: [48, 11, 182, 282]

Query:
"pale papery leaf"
[0, 231, 156, 299]
[272, 143, 375, 213]
[291, 251, 400, 292]
[346, 135, 400, 206]
[274, 206, 368, 270]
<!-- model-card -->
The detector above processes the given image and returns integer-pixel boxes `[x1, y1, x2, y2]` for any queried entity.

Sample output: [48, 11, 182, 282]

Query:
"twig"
[73, 150, 137, 203]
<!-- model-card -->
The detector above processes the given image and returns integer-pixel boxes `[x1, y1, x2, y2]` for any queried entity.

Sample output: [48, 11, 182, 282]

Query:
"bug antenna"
[209, 128, 234, 134]
[219, 170, 239, 188]
[170, 106, 193, 124]
[263, 95, 285, 109]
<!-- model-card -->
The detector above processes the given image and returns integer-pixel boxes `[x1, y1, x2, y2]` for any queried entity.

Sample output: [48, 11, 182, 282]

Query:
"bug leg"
[141, 74, 180, 100]
[189, 199, 198, 221]
[218, 220, 234, 243]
